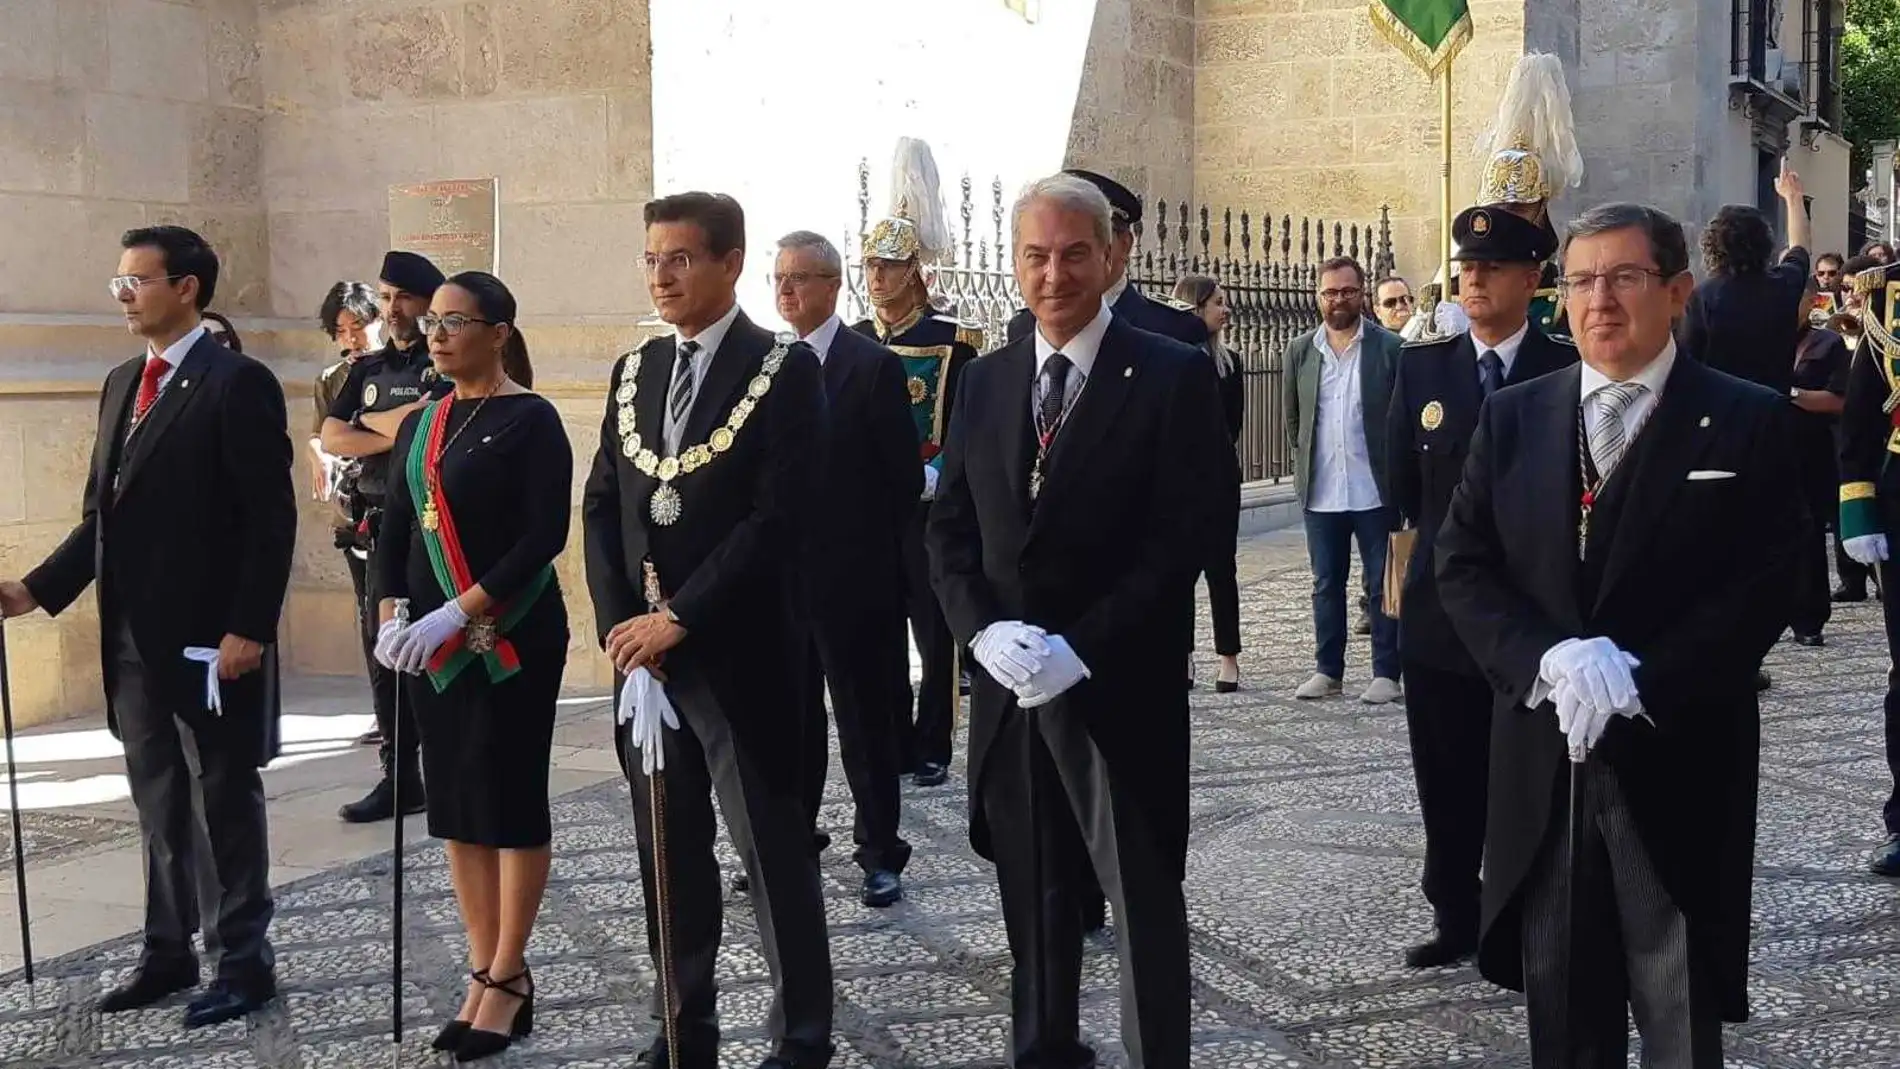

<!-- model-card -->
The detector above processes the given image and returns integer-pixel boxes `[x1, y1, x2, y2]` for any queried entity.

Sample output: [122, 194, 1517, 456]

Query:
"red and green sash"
[406, 398, 553, 692]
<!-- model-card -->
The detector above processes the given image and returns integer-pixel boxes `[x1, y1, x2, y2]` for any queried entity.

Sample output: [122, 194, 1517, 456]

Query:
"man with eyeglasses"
[1372, 276, 1415, 333]
[775, 230, 922, 909]
[320, 250, 450, 824]
[850, 138, 983, 792]
[1284, 255, 1403, 705]
[1385, 205, 1576, 970]
[0, 226, 297, 1028]
[1437, 202, 1803, 1066]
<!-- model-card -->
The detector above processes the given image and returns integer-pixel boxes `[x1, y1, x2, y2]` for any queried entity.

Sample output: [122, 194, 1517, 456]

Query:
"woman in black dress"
[373, 270, 569, 1061]
[1174, 274, 1245, 691]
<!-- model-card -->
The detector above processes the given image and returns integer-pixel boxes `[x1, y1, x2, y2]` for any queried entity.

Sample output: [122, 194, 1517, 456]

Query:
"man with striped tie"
[1435, 202, 1802, 1066]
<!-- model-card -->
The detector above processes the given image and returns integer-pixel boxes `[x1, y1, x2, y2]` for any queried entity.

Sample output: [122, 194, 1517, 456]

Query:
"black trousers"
[900, 505, 956, 769]
[1878, 557, 1900, 836]
[984, 708, 1189, 1069]
[800, 596, 913, 875]
[1401, 660, 1490, 938]
[347, 539, 415, 781]
[621, 674, 834, 1061]
[110, 621, 275, 991]
[1791, 479, 1835, 638]
[1201, 555, 1242, 657]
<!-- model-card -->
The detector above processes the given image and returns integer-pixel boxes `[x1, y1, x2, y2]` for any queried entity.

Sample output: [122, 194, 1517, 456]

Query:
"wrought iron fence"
[843, 159, 1398, 483]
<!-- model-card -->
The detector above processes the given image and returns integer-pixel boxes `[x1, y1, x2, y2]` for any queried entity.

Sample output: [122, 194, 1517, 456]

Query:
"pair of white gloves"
[970, 621, 1090, 708]
[1844, 533, 1888, 567]
[373, 599, 471, 675]
[921, 464, 939, 501]
[616, 666, 679, 775]
[1533, 637, 1650, 760]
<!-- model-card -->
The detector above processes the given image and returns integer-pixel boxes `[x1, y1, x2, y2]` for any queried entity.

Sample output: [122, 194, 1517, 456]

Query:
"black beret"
[379, 250, 445, 298]
[1063, 168, 1141, 226]
[1450, 206, 1556, 264]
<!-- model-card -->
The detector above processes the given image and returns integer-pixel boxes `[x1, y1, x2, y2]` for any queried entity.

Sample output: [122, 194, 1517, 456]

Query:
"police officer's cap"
[1450, 206, 1555, 264]
[1062, 169, 1141, 228]
[380, 251, 445, 298]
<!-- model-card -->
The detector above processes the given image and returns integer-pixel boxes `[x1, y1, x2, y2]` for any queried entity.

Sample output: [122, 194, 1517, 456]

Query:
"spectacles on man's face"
[1378, 294, 1415, 308]
[1557, 265, 1671, 299]
[642, 251, 696, 275]
[418, 313, 499, 337]
[108, 274, 184, 300]
[1319, 287, 1364, 303]
[771, 271, 840, 289]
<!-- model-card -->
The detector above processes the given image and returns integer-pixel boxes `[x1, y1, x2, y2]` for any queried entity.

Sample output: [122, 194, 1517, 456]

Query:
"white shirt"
[1307, 321, 1381, 512]
[1104, 274, 1130, 309]
[800, 314, 842, 365]
[144, 322, 204, 398]
[1031, 302, 1109, 420]
[1579, 336, 1677, 442]
[1470, 320, 1530, 383]
[664, 302, 741, 455]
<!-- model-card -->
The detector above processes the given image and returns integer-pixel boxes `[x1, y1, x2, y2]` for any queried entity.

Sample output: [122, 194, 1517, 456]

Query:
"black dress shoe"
[1793, 632, 1825, 647]
[812, 829, 833, 855]
[1404, 930, 1477, 968]
[454, 967, 533, 1061]
[98, 961, 199, 1013]
[1756, 669, 1773, 692]
[182, 979, 275, 1029]
[1871, 834, 1900, 877]
[861, 869, 903, 908]
[1215, 678, 1240, 694]
[1354, 609, 1373, 636]
[913, 761, 949, 787]
[637, 1037, 718, 1069]
[758, 1044, 836, 1069]
[431, 968, 489, 1051]
[1080, 893, 1107, 933]
[337, 776, 425, 823]
[729, 869, 751, 894]
[1831, 585, 1868, 603]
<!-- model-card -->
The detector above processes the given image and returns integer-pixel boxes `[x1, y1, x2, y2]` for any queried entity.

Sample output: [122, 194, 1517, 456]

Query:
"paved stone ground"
[2, 531, 1898, 1068]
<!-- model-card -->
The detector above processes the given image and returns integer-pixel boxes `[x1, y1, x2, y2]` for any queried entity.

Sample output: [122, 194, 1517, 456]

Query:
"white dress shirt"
[1032, 302, 1109, 419]
[800, 314, 843, 365]
[664, 302, 741, 456]
[1307, 322, 1381, 513]
[145, 322, 205, 397]
[1470, 320, 1530, 383]
[1104, 274, 1130, 310]
[1579, 336, 1676, 441]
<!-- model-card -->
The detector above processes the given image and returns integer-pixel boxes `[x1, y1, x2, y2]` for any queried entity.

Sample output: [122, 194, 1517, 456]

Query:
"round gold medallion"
[657, 456, 680, 481]
[1420, 400, 1444, 430]
[907, 376, 928, 403]
[710, 427, 735, 452]
[747, 375, 771, 399]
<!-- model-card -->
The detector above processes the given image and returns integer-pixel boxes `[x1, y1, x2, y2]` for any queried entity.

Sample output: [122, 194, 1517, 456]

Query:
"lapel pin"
[1123, 366, 1133, 378]
[1698, 416, 1710, 428]
[179, 379, 190, 389]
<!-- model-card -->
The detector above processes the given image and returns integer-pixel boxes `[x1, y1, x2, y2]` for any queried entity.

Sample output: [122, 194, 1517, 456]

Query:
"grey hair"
[1011, 174, 1113, 249]
[1560, 203, 1690, 278]
[774, 230, 843, 274]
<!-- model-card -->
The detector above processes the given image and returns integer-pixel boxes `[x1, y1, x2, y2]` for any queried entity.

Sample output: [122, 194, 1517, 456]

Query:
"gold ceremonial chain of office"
[1574, 396, 1658, 558]
[615, 340, 789, 525]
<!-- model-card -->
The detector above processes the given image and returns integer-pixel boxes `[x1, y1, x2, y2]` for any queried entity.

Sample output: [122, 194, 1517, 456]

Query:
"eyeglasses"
[1319, 287, 1364, 303]
[418, 313, 499, 337]
[1557, 266, 1671, 298]
[108, 274, 184, 300]
[771, 271, 840, 288]
[642, 251, 695, 275]
[1378, 295, 1415, 308]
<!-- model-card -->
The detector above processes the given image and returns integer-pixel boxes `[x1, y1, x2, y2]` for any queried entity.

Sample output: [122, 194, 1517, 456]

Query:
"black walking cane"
[0, 620, 33, 984]
[1564, 742, 1586, 1035]
[389, 650, 405, 1062]
[640, 563, 682, 1061]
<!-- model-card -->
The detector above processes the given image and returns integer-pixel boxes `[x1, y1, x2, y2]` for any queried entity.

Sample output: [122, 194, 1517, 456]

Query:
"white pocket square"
[1686, 470, 1737, 481]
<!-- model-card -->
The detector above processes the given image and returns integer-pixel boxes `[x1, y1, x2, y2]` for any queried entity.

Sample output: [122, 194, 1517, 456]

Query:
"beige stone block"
[1199, 0, 1300, 14]
[268, 208, 389, 317]
[145, 207, 270, 314]
[85, 199, 150, 275]
[263, 104, 438, 213]
[344, 5, 464, 103]
[208, 0, 262, 108]
[0, 0, 58, 82]
[495, 0, 651, 93]
[439, 95, 610, 205]
[11, 404, 95, 524]
[1123, 54, 1159, 113]
[2, 615, 65, 723]
[107, 0, 209, 102]
[1196, 65, 1296, 127]
[0, 424, 24, 525]
[282, 588, 363, 676]
[259, 8, 344, 111]
[0, 519, 84, 579]
[1074, 46, 1125, 118]
[0, 194, 93, 313]
[503, 201, 644, 317]
[86, 95, 191, 202]
[1131, 6, 1193, 65]
[1333, 55, 1435, 115]
[1157, 61, 1193, 123]
[464, 2, 498, 97]
[54, 0, 108, 86]
[1089, 0, 1133, 49]
[191, 105, 263, 206]
[605, 90, 653, 202]
[0, 81, 85, 194]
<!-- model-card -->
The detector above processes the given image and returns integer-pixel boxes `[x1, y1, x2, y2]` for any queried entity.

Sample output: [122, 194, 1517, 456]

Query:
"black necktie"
[1478, 350, 1504, 398]
[1039, 353, 1071, 432]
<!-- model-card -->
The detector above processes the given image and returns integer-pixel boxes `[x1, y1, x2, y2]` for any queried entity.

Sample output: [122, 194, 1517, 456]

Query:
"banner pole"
[1441, 59, 1454, 298]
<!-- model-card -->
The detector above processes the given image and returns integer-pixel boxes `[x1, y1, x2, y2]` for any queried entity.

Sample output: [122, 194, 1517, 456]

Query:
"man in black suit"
[1385, 204, 1577, 968]
[1436, 203, 1802, 1066]
[0, 226, 296, 1029]
[775, 229, 922, 908]
[583, 193, 833, 1069]
[928, 173, 1230, 1068]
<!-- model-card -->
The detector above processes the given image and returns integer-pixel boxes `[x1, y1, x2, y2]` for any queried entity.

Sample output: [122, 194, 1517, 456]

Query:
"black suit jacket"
[1385, 327, 1576, 673]
[1677, 247, 1810, 394]
[809, 323, 923, 607]
[582, 310, 826, 795]
[926, 315, 1230, 877]
[1005, 284, 1211, 348]
[1433, 355, 1801, 1020]
[24, 333, 297, 766]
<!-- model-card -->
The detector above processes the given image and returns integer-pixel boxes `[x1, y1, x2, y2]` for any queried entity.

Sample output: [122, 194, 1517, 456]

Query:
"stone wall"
[1066, 0, 1197, 204]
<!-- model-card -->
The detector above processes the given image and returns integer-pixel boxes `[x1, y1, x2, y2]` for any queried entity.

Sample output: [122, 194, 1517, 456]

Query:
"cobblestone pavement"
[3, 533, 1898, 1067]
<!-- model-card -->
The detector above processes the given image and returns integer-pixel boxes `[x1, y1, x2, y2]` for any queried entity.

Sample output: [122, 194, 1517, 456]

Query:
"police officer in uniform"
[1386, 205, 1577, 966]
[851, 137, 982, 790]
[1836, 259, 1900, 876]
[321, 251, 450, 823]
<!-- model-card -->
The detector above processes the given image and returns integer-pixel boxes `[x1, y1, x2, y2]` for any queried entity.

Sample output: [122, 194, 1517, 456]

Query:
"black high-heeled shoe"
[430, 968, 489, 1052]
[454, 966, 534, 1061]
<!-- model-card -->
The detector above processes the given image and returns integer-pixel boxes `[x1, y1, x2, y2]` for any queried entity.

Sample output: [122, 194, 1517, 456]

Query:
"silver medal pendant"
[650, 483, 683, 526]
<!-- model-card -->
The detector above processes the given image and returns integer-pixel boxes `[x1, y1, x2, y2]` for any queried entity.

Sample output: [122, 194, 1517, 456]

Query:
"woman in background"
[202, 310, 243, 353]
[1175, 273, 1244, 691]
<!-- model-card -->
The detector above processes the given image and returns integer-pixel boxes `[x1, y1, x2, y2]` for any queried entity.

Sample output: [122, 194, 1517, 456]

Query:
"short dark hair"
[1561, 203, 1690, 278]
[442, 271, 533, 389]
[1318, 255, 1365, 286]
[1816, 252, 1845, 272]
[1843, 253, 1882, 276]
[643, 192, 746, 258]
[1374, 274, 1409, 292]
[1699, 204, 1774, 276]
[318, 280, 380, 340]
[201, 311, 242, 353]
[121, 225, 219, 310]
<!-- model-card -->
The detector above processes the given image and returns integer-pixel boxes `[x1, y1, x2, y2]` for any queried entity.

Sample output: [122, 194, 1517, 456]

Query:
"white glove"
[392, 599, 469, 675]
[971, 621, 1051, 688]
[182, 647, 223, 716]
[616, 667, 680, 776]
[1014, 635, 1091, 708]
[1556, 675, 1652, 759]
[373, 618, 405, 670]
[1844, 533, 1889, 566]
[1538, 637, 1639, 718]
[921, 464, 940, 501]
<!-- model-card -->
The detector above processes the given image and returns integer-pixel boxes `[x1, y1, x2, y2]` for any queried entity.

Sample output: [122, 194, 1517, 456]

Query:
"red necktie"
[134, 357, 169, 422]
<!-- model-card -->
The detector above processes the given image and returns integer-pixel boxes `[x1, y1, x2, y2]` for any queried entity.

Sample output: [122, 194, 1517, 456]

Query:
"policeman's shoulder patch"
[1157, 294, 1198, 313]
[1547, 332, 1578, 347]
[1400, 334, 1457, 350]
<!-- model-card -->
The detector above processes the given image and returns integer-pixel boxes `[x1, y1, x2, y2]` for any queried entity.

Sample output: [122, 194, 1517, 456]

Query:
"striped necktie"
[667, 341, 700, 452]
[1587, 382, 1645, 479]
